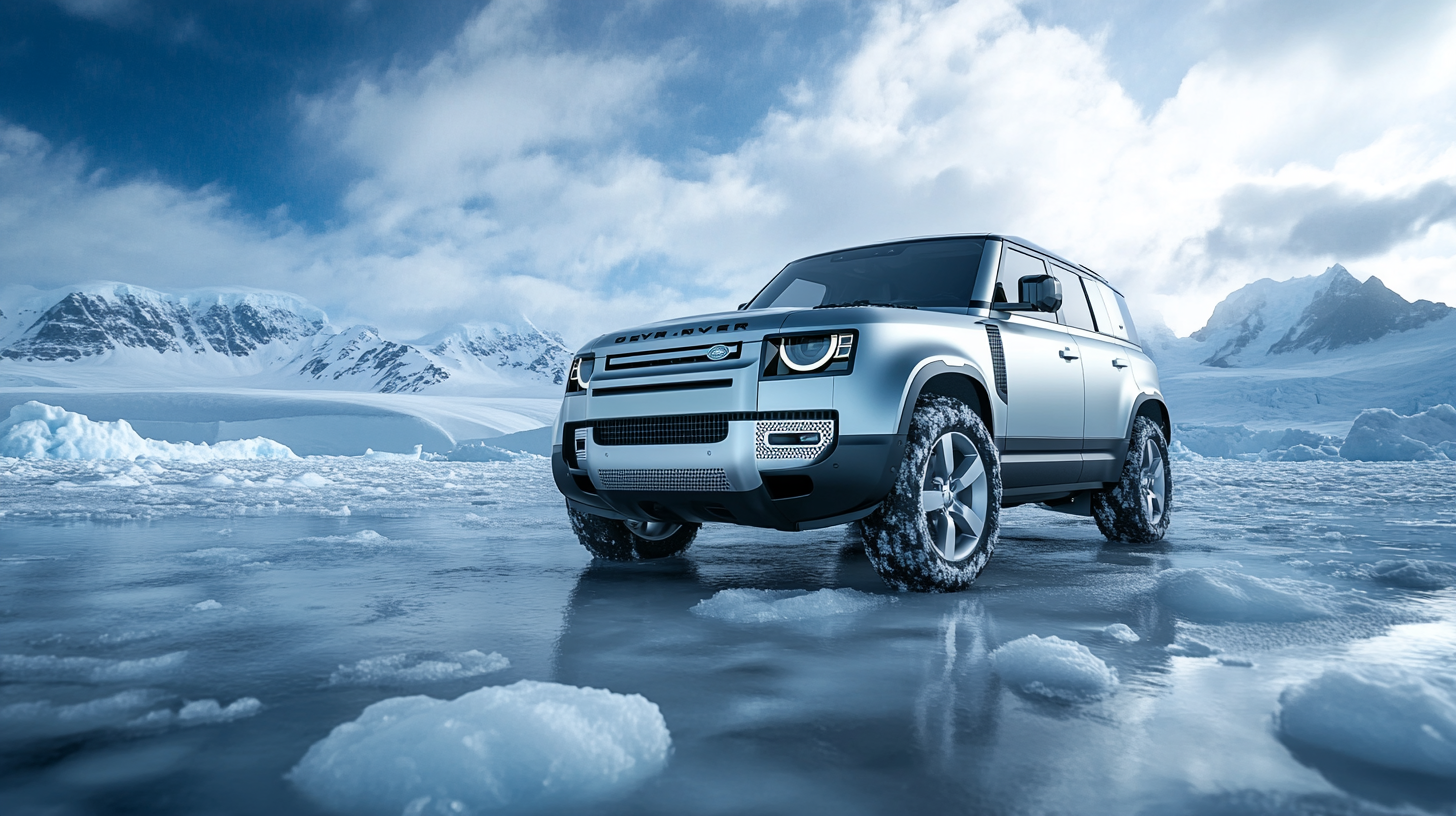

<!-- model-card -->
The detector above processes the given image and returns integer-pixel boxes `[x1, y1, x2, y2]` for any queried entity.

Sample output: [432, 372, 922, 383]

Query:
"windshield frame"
[745, 236, 991, 313]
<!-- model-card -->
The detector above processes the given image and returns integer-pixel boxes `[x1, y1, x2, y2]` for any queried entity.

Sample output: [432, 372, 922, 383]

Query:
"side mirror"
[998, 274, 1062, 313]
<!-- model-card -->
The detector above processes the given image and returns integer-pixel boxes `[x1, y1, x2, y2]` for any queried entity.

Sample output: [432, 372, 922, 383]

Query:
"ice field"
[2, 452, 1456, 814]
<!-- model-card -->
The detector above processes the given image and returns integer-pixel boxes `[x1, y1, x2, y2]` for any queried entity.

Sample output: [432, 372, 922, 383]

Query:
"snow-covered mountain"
[1148, 264, 1456, 433]
[1187, 264, 1451, 367]
[0, 283, 570, 395]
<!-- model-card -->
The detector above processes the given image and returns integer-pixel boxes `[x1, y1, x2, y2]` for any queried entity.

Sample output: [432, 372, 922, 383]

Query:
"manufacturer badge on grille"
[706, 344, 731, 361]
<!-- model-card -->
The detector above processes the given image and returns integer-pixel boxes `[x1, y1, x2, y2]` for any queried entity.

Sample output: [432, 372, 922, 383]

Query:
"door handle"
[1112, 357, 1130, 368]
[1058, 347, 1078, 360]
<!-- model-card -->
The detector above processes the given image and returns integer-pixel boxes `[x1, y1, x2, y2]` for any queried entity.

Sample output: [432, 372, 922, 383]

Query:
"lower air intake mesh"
[596, 468, 732, 492]
[593, 414, 729, 446]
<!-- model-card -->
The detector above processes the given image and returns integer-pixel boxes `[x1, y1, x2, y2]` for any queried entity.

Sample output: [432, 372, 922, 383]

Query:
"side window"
[1086, 279, 1130, 342]
[996, 248, 1055, 323]
[1050, 266, 1096, 332]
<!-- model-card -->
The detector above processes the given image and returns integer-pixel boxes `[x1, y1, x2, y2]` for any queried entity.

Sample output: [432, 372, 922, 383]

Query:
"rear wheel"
[1092, 416, 1171, 543]
[568, 506, 699, 560]
[858, 395, 1002, 592]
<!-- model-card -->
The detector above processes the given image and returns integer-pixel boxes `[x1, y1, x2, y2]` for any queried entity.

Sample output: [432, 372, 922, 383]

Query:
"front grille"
[586, 411, 836, 446]
[605, 342, 742, 371]
[594, 415, 729, 446]
[596, 468, 732, 491]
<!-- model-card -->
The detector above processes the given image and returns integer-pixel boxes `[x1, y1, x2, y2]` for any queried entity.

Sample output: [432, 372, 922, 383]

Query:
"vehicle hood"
[581, 308, 798, 355]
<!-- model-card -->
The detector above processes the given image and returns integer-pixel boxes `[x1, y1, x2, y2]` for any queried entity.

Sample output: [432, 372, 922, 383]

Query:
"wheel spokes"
[922, 489, 948, 513]
[948, 453, 981, 494]
[948, 499, 984, 539]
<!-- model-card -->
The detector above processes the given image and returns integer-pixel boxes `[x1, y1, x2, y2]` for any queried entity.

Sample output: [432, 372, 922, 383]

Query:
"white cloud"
[8, 0, 1456, 341]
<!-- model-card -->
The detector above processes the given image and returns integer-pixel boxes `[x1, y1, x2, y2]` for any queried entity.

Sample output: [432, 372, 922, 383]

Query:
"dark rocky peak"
[1267, 269, 1452, 354]
[297, 326, 450, 393]
[194, 299, 325, 356]
[424, 322, 572, 385]
[1, 290, 196, 362]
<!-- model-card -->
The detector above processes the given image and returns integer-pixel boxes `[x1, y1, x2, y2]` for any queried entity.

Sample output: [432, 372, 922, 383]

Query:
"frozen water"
[690, 587, 890, 623]
[3, 455, 1456, 814]
[329, 650, 511, 686]
[989, 635, 1118, 702]
[287, 680, 671, 815]
[1279, 666, 1456, 778]
[1155, 567, 1342, 622]
[0, 401, 295, 461]
[191, 600, 222, 611]
[1342, 404, 1456, 461]
[1102, 623, 1140, 643]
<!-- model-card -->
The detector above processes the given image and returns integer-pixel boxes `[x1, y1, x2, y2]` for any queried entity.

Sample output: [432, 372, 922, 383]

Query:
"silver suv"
[551, 235, 1171, 591]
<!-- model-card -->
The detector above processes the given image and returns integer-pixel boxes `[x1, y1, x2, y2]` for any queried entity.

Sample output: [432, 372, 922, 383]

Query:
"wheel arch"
[896, 362, 994, 438]
[1129, 395, 1171, 442]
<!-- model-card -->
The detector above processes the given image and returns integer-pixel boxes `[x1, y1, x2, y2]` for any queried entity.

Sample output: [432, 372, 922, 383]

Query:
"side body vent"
[984, 325, 1008, 402]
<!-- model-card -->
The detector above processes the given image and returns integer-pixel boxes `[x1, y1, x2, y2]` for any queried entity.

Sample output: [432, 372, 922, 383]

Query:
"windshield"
[747, 238, 987, 310]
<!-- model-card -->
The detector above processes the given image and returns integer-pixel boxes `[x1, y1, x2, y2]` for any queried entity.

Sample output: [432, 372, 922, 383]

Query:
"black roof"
[788, 233, 1112, 287]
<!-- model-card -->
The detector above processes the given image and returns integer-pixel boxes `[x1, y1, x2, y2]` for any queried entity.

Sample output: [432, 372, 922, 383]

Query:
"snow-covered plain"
[2, 455, 1455, 814]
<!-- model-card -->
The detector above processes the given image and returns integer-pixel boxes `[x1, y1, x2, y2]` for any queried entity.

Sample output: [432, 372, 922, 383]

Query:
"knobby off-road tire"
[567, 506, 699, 560]
[1093, 416, 1172, 543]
[858, 395, 1002, 592]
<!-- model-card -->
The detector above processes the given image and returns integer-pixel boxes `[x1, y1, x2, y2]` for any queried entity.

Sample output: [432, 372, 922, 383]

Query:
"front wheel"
[858, 395, 1002, 592]
[568, 506, 699, 560]
[1092, 416, 1172, 543]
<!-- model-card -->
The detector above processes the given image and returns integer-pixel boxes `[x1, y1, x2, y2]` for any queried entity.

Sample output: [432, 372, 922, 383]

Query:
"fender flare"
[894, 359, 996, 438]
[1127, 393, 1171, 442]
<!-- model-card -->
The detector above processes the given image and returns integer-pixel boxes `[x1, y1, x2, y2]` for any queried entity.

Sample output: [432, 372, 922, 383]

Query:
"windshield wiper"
[813, 300, 918, 310]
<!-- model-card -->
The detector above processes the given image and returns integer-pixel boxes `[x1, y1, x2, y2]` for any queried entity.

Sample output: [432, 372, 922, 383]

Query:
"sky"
[2, 0, 1455, 342]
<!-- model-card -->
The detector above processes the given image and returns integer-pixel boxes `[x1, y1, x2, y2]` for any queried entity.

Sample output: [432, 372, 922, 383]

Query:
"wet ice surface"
[2, 456, 1455, 815]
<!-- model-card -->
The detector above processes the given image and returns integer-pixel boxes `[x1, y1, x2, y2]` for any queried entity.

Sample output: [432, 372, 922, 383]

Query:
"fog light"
[768, 432, 821, 446]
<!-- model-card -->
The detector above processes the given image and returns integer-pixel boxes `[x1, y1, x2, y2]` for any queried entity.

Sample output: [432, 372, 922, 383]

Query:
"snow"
[1279, 666, 1456, 778]
[989, 635, 1118, 702]
[288, 680, 671, 815]
[1339, 404, 1456, 461]
[329, 650, 511, 686]
[1155, 568, 1340, 623]
[690, 588, 891, 623]
[0, 401, 295, 461]
[1102, 623, 1140, 643]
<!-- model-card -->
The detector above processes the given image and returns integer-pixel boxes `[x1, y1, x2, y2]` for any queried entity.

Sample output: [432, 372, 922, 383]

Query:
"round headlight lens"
[779, 335, 838, 372]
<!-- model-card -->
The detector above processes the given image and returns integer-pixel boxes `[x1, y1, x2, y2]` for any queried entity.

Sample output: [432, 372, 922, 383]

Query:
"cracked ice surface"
[2, 455, 1455, 814]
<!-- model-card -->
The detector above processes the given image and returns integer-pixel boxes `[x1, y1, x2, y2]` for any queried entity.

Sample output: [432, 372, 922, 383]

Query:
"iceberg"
[1339, 404, 1456, 461]
[0, 401, 295, 461]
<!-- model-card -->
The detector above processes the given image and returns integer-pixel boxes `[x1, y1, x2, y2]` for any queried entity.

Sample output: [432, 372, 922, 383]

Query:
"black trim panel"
[591, 379, 733, 397]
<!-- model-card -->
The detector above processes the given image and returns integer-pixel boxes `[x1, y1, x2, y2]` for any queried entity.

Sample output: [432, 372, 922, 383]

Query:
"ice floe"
[1341, 404, 1456, 461]
[989, 635, 1118, 702]
[288, 680, 670, 815]
[690, 588, 891, 623]
[1279, 666, 1456, 778]
[1156, 568, 1340, 623]
[0, 651, 187, 682]
[328, 650, 510, 686]
[1102, 623, 1140, 643]
[177, 697, 263, 725]
[0, 689, 163, 739]
[0, 401, 296, 461]
[192, 600, 223, 611]
[1361, 558, 1456, 590]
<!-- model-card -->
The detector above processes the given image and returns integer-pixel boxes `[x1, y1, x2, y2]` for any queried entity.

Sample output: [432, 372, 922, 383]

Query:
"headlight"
[566, 355, 594, 393]
[762, 331, 856, 378]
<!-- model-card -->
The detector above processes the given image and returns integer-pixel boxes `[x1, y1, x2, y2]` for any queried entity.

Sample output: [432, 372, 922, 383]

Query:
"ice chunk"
[0, 689, 163, 739]
[1102, 623, 1140, 643]
[303, 530, 391, 546]
[690, 588, 890, 623]
[1340, 404, 1456, 461]
[178, 697, 262, 725]
[290, 472, 331, 488]
[0, 651, 187, 682]
[1156, 568, 1335, 623]
[1165, 635, 1220, 657]
[1279, 666, 1456, 778]
[1364, 558, 1456, 590]
[288, 680, 670, 815]
[363, 445, 424, 460]
[989, 635, 1118, 702]
[0, 402, 295, 461]
[1174, 424, 1341, 460]
[192, 600, 222, 611]
[329, 650, 510, 686]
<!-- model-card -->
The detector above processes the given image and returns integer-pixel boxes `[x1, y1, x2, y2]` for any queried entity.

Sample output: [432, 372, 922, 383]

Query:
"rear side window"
[996, 248, 1056, 323]
[1049, 266, 1096, 332]
[1086, 278, 1136, 344]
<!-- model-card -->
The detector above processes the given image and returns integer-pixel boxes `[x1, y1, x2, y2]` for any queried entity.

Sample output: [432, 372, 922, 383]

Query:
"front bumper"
[551, 427, 901, 532]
